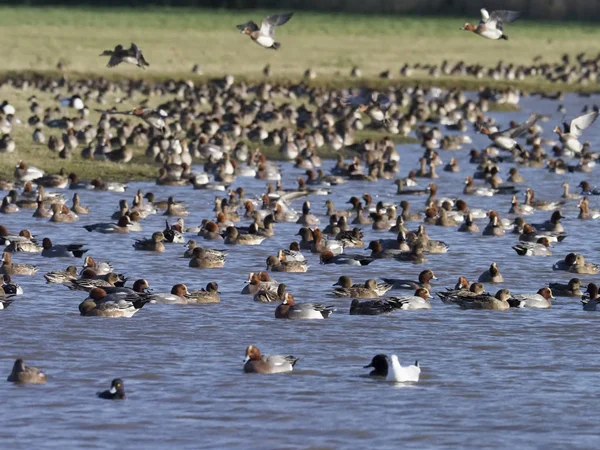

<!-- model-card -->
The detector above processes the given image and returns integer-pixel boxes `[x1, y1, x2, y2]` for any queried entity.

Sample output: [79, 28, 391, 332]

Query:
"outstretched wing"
[106, 54, 122, 68]
[488, 10, 520, 31]
[260, 12, 293, 37]
[236, 20, 259, 32]
[570, 111, 599, 138]
[505, 113, 538, 138]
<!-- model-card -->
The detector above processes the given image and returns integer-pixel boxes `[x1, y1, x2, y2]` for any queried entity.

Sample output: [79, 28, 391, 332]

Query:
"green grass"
[0, 6, 599, 86]
[0, 7, 595, 180]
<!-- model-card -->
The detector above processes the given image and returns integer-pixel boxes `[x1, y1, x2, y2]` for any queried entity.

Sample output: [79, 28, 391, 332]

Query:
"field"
[0, 7, 598, 181]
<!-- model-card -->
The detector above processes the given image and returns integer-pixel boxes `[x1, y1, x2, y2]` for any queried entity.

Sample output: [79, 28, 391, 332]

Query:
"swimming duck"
[437, 281, 486, 304]
[0, 196, 18, 214]
[68, 272, 125, 292]
[266, 255, 308, 272]
[7, 359, 47, 384]
[512, 238, 552, 257]
[241, 272, 280, 296]
[387, 288, 432, 310]
[82, 256, 113, 276]
[582, 283, 600, 311]
[2, 274, 23, 295]
[454, 289, 512, 310]
[320, 250, 373, 266]
[83, 216, 131, 234]
[97, 378, 126, 400]
[70, 193, 89, 215]
[578, 197, 600, 220]
[184, 282, 221, 304]
[277, 243, 305, 263]
[0, 252, 38, 276]
[478, 262, 503, 283]
[381, 269, 437, 291]
[189, 247, 226, 269]
[333, 277, 391, 298]
[524, 188, 564, 211]
[549, 278, 582, 297]
[275, 292, 335, 319]
[530, 210, 565, 233]
[508, 287, 553, 309]
[254, 282, 287, 303]
[578, 181, 600, 196]
[223, 226, 265, 246]
[41, 238, 88, 258]
[0, 287, 15, 309]
[100, 43, 149, 69]
[457, 213, 479, 233]
[349, 298, 407, 315]
[363, 354, 420, 382]
[243, 345, 298, 374]
[237, 12, 294, 50]
[44, 265, 79, 283]
[133, 232, 166, 252]
[79, 289, 149, 318]
[482, 213, 505, 237]
[554, 111, 599, 154]
[461, 9, 520, 40]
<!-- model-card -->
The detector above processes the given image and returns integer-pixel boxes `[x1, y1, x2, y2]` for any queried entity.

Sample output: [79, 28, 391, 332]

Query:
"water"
[2, 93, 600, 449]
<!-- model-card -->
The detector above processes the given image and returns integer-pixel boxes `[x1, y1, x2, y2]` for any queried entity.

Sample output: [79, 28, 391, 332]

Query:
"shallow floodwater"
[2, 93, 600, 449]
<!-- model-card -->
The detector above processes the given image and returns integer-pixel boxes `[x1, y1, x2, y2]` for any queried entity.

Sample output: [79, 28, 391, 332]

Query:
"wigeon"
[453, 289, 512, 310]
[437, 282, 486, 304]
[524, 188, 564, 211]
[71, 193, 89, 215]
[84, 216, 131, 233]
[41, 238, 88, 258]
[243, 345, 298, 374]
[7, 359, 47, 384]
[254, 283, 287, 303]
[133, 232, 166, 252]
[275, 292, 335, 319]
[237, 12, 294, 50]
[549, 278, 582, 297]
[100, 43, 149, 69]
[97, 378, 126, 400]
[478, 263, 504, 283]
[44, 265, 78, 283]
[223, 227, 265, 246]
[388, 288, 432, 310]
[79, 288, 149, 318]
[512, 238, 552, 257]
[461, 9, 520, 40]
[508, 287, 553, 309]
[349, 298, 406, 315]
[457, 213, 479, 233]
[381, 270, 437, 291]
[0, 252, 39, 276]
[332, 277, 390, 298]
[147, 283, 194, 305]
[49, 204, 78, 223]
[582, 283, 600, 311]
[320, 250, 373, 266]
[82, 256, 114, 276]
[68, 272, 123, 292]
[266, 255, 308, 272]
[189, 248, 225, 269]
[2, 274, 23, 295]
[479, 113, 537, 150]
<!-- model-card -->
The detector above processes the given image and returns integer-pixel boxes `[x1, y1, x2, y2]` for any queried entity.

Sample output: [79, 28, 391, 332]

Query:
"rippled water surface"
[3, 94, 600, 449]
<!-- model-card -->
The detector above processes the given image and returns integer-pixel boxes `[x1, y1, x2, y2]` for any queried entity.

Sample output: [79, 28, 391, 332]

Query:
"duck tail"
[500, 34, 509, 41]
[271, 42, 281, 50]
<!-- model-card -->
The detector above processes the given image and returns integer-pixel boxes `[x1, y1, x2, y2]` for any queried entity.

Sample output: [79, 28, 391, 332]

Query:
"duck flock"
[2, 9, 600, 398]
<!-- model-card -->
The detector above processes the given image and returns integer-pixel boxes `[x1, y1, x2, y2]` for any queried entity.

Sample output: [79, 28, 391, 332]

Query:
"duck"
[100, 43, 149, 69]
[223, 226, 266, 246]
[376, 231, 410, 252]
[78, 289, 149, 318]
[388, 288, 432, 310]
[582, 283, 600, 311]
[310, 228, 344, 255]
[2, 275, 23, 295]
[437, 281, 486, 304]
[266, 255, 308, 272]
[68, 272, 124, 292]
[184, 282, 221, 304]
[463, 176, 495, 196]
[70, 193, 89, 215]
[41, 238, 88, 258]
[189, 247, 226, 269]
[275, 292, 335, 319]
[512, 238, 552, 257]
[554, 111, 599, 154]
[570, 254, 599, 275]
[578, 197, 600, 220]
[482, 214, 505, 237]
[237, 12, 294, 50]
[0, 196, 18, 214]
[524, 188, 563, 211]
[241, 272, 280, 296]
[366, 241, 405, 259]
[0, 288, 15, 309]
[509, 195, 534, 215]
[530, 211, 565, 233]
[0, 252, 39, 276]
[381, 269, 437, 292]
[461, 8, 520, 40]
[457, 213, 479, 232]
[243, 345, 298, 374]
[478, 262, 503, 283]
[349, 298, 405, 315]
[454, 289, 512, 310]
[133, 232, 166, 252]
[277, 244, 305, 263]
[320, 250, 373, 266]
[83, 216, 131, 233]
[549, 278, 582, 297]
[480, 113, 537, 150]
[578, 181, 600, 196]
[49, 203, 78, 223]
[82, 256, 114, 276]
[198, 221, 223, 241]
[254, 283, 287, 303]
[296, 201, 320, 226]
[164, 196, 189, 217]
[44, 265, 79, 284]
[14, 161, 44, 183]
[6, 359, 47, 384]
[97, 378, 126, 400]
[162, 219, 185, 244]
[333, 277, 391, 298]
[508, 287, 553, 309]
[363, 354, 420, 382]
[393, 243, 428, 264]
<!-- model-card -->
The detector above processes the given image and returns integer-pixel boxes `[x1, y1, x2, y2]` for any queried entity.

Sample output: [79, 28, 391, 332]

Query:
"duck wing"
[504, 113, 538, 138]
[260, 12, 293, 37]
[488, 10, 520, 30]
[570, 111, 599, 138]
[236, 20, 259, 32]
[106, 53, 123, 68]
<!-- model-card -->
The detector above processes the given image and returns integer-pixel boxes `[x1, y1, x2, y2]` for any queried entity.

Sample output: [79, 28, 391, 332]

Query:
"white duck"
[387, 355, 421, 382]
[554, 111, 599, 154]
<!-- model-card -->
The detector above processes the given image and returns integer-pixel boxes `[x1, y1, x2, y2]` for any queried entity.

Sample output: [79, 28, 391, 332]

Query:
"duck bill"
[243, 356, 250, 363]
[363, 363, 373, 369]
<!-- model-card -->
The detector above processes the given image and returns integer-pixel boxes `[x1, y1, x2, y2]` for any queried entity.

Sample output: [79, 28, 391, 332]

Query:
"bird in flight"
[236, 12, 294, 50]
[99, 43, 150, 69]
[461, 9, 520, 40]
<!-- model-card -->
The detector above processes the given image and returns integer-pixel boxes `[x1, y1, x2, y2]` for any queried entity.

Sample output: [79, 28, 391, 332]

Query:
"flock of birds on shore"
[3, 9, 600, 395]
